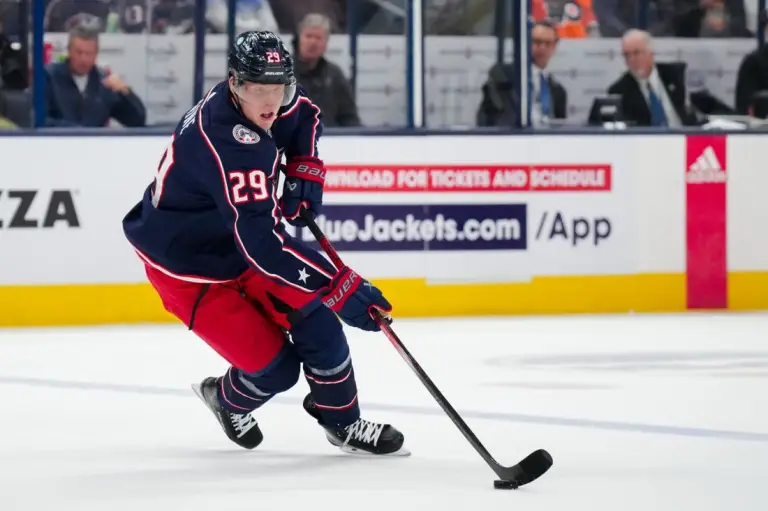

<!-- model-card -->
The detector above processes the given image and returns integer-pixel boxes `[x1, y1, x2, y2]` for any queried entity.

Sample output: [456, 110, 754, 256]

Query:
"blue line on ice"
[3, 375, 767, 443]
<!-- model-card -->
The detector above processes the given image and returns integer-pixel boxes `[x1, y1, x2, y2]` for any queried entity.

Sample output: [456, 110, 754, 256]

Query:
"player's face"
[230, 79, 285, 130]
[68, 37, 98, 76]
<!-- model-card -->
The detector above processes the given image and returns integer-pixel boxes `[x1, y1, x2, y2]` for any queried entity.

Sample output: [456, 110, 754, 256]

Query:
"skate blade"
[191, 383, 224, 428]
[326, 431, 411, 457]
[191, 383, 206, 403]
[339, 444, 411, 457]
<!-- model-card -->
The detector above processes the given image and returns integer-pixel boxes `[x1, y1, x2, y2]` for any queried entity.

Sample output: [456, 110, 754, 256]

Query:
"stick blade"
[519, 448, 553, 484]
[499, 449, 553, 487]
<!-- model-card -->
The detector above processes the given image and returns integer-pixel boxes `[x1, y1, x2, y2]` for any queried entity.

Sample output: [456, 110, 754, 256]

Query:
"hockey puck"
[493, 479, 519, 490]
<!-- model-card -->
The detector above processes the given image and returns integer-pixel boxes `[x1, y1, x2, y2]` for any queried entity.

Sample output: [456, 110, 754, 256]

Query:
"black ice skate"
[192, 377, 263, 450]
[303, 394, 410, 456]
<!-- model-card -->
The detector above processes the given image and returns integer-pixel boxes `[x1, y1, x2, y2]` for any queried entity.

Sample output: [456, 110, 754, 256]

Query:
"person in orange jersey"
[532, 0, 599, 38]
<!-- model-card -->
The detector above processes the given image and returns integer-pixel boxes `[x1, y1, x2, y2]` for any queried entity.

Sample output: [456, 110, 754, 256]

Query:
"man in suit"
[476, 20, 567, 128]
[734, 44, 768, 115]
[606, 29, 694, 127]
[734, 11, 768, 115]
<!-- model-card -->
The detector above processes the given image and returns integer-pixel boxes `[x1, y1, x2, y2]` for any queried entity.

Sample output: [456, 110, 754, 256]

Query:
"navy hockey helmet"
[228, 31, 295, 87]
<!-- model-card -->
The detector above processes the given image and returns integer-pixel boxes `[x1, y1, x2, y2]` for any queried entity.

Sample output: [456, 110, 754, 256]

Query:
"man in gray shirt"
[293, 12, 361, 127]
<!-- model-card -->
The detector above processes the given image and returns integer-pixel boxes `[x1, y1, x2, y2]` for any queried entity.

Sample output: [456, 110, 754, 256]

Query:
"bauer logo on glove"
[280, 156, 326, 227]
[322, 270, 358, 309]
[292, 162, 326, 181]
[321, 267, 393, 332]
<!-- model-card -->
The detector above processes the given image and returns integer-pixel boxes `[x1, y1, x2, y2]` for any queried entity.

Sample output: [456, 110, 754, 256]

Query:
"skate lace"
[345, 418, 385, 446]
[230, 412, 258, 438]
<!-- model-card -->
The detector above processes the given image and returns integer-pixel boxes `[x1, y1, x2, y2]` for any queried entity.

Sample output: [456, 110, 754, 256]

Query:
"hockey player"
[122, 31, 407, 456]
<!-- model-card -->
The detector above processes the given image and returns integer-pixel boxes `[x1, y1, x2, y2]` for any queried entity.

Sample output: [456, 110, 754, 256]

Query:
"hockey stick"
[298, 209, 553, 489]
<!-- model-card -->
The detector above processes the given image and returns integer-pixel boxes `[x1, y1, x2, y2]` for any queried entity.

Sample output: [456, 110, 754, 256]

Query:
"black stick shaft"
[299, 209, 509, 479]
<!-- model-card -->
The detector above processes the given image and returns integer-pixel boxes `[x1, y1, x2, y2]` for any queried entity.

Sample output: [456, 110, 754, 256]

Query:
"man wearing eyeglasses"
[476, 20, 568, 128]
[606, 29, 695, 127]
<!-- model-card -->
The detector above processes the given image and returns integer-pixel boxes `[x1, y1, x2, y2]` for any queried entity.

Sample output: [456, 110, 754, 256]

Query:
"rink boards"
[1, 133, 766, 327]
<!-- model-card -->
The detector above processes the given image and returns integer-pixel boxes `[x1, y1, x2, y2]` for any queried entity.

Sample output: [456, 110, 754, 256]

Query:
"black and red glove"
[280, 156, 325, 227]
[321, 266, 393, 332]
[291, 266, 393, 331]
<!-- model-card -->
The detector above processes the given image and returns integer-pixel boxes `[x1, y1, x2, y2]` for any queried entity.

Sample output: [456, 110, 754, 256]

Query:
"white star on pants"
[298, 268, 310, 283]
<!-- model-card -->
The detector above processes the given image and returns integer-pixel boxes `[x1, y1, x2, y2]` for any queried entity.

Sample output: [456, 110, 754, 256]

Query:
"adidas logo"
[687, 146, 726, 184]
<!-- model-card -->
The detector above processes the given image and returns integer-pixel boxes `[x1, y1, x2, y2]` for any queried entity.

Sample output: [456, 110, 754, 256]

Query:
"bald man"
[605, 29, 695, 127]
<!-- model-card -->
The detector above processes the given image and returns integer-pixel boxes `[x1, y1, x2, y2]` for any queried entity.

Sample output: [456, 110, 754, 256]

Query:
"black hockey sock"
[218, 343, 302, 414]
[218, 366, 273, 413]
[303, 354, 360, 428]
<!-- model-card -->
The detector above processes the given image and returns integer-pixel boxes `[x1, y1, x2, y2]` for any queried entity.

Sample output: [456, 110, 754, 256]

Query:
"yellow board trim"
[728, 271, 768, 311]
[0, 272, 765, 328]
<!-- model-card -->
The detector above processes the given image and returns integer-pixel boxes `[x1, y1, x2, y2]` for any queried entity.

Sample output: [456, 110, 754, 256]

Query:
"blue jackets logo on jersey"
[232, 124, 260, 144]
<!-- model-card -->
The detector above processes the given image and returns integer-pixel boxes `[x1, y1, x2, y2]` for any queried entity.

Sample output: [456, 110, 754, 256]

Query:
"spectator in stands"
[605, 29, 695, 127]
[476, 20, 567, 128]
[45, 25, 146, 127]
[532, 0, 599, 38]
[735, 10, 768, 114]
[293, 12, 361, 127]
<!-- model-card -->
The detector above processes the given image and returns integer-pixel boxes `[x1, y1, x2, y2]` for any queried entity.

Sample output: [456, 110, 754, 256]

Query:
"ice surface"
[1, 313, 767, 510]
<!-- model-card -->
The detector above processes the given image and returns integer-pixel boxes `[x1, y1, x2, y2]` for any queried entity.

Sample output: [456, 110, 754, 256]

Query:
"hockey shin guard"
[218, 344, 301, 413]
[291, 308, 360, 427]
[303, 352, 359, 428]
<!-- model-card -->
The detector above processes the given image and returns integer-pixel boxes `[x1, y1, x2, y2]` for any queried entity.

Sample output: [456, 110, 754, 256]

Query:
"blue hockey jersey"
[123, 81, 336, 294]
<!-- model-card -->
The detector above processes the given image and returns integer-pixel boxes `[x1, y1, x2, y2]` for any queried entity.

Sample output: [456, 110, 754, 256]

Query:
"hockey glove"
[280, 157, 326, 227]
[321, 266, 393, 332]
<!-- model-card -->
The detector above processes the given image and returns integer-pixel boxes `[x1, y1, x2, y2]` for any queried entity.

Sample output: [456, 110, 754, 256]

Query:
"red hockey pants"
[144, 263, 315, 373]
